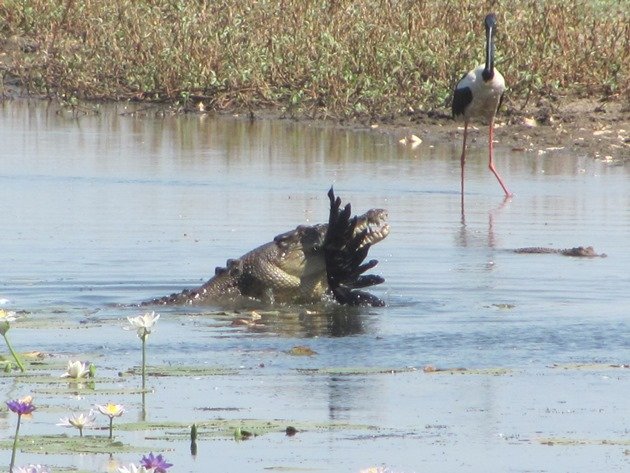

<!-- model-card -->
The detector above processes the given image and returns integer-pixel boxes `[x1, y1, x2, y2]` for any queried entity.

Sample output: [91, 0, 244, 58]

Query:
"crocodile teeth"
[351, 208, 389, 249]
[358, 223, 390, 249]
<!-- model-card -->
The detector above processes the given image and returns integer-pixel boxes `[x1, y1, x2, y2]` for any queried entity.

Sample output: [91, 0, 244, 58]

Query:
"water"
[0, 100, 628, 472]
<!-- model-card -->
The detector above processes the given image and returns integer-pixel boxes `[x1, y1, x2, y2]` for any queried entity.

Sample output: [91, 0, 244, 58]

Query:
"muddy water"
[1, 100, 629, 472]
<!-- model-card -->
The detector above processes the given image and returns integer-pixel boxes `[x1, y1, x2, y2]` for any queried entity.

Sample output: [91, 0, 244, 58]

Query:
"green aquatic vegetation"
[0, 434, 143, 455]
[233, 426, 255, 441]
[12, 352, 105, 375]
[12, 367, 117, 388]
[549, 363, 630, 371]
[117, 419, 281, 439]
[18, 375, 99, 385]
[124, 365, 239, 377]
[32, 386, 140, 396]
[1, 1, 627, 117]
[297, 366, 418, 376]
[538, 436, 630, 446]
[190, 423, 197, 455]
[117, 418, 375, 440]
[423, 367, 512, 376]
[490, 303, 516, 310]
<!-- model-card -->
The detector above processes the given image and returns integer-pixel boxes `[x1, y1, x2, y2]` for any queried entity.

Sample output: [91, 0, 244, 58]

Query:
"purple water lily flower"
[6, 397, 36, 416]
[7, 396, 36, 473]
[140, 453, 172, 473]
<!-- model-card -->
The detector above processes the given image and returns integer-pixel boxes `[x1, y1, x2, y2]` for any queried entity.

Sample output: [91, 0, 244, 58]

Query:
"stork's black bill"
[483, 13, 497, 81]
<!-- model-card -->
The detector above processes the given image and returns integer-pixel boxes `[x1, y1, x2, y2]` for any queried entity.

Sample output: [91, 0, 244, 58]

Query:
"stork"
[452, 13, 511, 201]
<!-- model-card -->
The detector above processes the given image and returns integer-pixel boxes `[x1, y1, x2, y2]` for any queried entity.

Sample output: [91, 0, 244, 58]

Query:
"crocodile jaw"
[355, 209, 390, 249]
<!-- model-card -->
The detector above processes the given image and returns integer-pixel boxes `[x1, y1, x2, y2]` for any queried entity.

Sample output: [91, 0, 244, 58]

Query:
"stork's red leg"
[460, 121, 469, 211]
[488, 121, 512, 197]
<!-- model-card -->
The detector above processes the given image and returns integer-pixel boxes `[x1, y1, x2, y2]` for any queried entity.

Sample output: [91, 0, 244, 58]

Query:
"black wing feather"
[452, 86, 473, 118]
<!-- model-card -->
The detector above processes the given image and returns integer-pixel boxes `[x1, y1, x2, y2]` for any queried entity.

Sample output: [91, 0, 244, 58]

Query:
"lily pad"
[117, 418, 376, 440]
[14, 375, 120, 384]
[0, 434, 144, 454]
[422, 366, 512, 376]
[296, 366, 417, 376]
[537, 437, 630, 446]
[125, 365, 239, 377]
[490, 303, 516, 309]
[549, 363, 629, 371]
[33, 386, 142, 396]
[2, 352, 107, 374]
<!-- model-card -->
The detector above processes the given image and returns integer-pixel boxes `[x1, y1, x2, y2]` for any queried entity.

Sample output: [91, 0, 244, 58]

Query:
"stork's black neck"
[483, 14, 496, 81]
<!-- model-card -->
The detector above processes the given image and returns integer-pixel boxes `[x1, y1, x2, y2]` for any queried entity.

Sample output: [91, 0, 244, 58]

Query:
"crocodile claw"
[324, 187, 386, 307]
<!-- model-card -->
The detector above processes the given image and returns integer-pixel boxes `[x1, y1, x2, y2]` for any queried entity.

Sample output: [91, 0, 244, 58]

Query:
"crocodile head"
[245, 207, 389, 303]
[274, 208, 389, 257]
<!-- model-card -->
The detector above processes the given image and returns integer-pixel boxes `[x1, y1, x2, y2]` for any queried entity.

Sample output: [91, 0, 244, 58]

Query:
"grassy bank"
[0, 0, 628, 118]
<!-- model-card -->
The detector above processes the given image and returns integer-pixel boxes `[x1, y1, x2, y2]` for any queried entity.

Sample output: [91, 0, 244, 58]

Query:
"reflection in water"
[458, 195, 511, 250]
[327, 376, 356, 421]
[231, 306, 369, 338]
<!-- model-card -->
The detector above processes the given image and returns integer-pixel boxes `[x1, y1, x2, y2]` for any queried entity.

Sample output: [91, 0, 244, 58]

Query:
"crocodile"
[143, 189, 390, 307]
[512, 246, 607, 257]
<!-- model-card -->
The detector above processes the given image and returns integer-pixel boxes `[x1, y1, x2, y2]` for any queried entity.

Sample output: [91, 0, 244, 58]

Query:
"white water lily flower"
[95, 402, 125, 418]
[0, 309, 16, 321]
[57, 411, 95, 436]
[127, 311, 160, 339]
[118, 464, 148, 473]
[60, 360, 91, 379]
[13, 465, 51, 473]
[0, 309, 17, 336]
[96, 402, 125, 439]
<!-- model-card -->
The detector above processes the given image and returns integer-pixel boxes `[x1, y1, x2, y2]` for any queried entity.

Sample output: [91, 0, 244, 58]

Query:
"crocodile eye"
[274, 229, 297, 245]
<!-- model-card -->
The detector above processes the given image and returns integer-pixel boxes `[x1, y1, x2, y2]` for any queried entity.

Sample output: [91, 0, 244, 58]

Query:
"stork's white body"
[455, 65, 506, 123]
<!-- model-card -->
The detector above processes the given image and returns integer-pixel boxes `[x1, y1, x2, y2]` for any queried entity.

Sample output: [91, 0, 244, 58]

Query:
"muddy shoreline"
[2, 73, 629, 163]
[246, 97, 630, 163]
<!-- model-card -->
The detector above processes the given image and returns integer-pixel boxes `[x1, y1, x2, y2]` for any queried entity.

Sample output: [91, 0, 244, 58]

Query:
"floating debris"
[287, 346, 317, 356]
[423, 366, 511, 376]
[398, 134, 422, 148]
